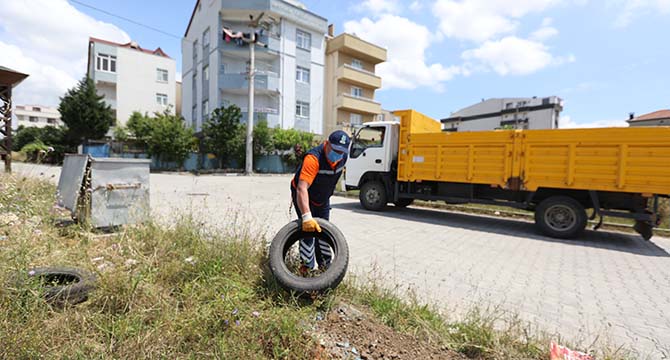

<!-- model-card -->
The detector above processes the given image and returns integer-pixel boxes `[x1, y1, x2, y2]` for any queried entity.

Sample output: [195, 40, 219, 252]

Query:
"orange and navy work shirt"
[291, 142, 347, 207]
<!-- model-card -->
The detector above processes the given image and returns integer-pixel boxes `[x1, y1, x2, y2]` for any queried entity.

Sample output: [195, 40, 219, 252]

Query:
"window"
[296, 29, 311, 50]
[296, 66, 310, 83]
[351, 126, 385, 158]
[505, 102, 513, 109]
[193, 40, 198, 60]
[192, 74, 197, 100]
[202, 28, 210, 48]
[47, 118, 57, 124]
[96, 53, 117, 73]
[351, 86, 363, 98]
[202, 100, 209, 119]
[351, 59, 363, 70]
[157, 68, 168, 83]
[296, 101, 309, 118]
[29, 116, 38, 122]
[350, 113, 362, 125]
[32, 107, 41, 112]
[203, 65, 209, 81]
[156, 93, 168, 106]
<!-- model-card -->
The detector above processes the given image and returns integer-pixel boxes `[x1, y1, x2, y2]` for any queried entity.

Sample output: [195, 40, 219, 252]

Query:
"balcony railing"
[337, 65, 382, 89]
[336, 93, 381, 115]
[220, 34, 280, 56]
[219, 72, 280, 93]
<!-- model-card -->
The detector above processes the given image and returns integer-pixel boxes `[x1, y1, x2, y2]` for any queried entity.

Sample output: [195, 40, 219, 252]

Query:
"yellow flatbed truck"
[344, 109, 670, 240]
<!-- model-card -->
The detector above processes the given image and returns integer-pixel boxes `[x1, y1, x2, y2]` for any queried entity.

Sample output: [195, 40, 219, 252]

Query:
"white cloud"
[344, 15, 462, 90]
[560, 115, 629, 128]
[462, 36, 574, 76]
[409, 1, 424, 11]
[615, 0, 670, 26]
[530, 18, 559, 40]
[432, 0, 562, 42]
[0, 0, 129, 106]
[357, 0, 402, 15]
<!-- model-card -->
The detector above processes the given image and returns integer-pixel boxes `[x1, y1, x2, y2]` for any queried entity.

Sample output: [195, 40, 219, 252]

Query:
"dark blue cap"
[328, 130, 351, 153]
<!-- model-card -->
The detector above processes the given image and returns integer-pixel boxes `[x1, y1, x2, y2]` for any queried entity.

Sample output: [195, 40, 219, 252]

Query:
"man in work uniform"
[291, 130, 351, 271]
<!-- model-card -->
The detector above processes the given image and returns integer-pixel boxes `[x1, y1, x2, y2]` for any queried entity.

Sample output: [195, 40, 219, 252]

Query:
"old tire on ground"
[393, 198, 414, 208]
[27, 267, 96, 306]
[360, 181, 387, 211]
[535, 196, 587, 239]
[269, 219, 349, 294]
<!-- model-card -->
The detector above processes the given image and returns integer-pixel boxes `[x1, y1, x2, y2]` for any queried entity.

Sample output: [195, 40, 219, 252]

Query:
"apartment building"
[14, 105, 62, 128]
[182, 0, 327, 133]
[441, 97, 563, 132]
[324, 27, 387, 135]
[87, 37, 177, 127]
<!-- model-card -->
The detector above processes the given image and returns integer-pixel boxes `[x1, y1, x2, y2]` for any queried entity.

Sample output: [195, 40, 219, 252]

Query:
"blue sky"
[2, 0, 669, 127]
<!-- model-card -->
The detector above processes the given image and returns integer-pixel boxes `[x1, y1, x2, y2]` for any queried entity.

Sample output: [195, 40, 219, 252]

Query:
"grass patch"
[0, 174, 640, 359]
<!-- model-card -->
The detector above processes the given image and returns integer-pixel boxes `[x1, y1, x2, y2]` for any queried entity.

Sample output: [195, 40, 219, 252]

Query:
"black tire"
[269, 219, 349, 294]
[27, 267, 96, 306]
[535, 196, 587, 239]
[393, 198, 414, 208]
[360, 181, 387, 211]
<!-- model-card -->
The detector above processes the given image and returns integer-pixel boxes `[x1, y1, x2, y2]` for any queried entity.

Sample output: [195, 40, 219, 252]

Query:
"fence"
[81, 141, 294, 173]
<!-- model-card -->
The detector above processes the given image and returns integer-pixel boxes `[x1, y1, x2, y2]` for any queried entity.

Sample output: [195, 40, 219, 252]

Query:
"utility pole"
[246, 37, 255, 175]
[243, 12, 267, 175]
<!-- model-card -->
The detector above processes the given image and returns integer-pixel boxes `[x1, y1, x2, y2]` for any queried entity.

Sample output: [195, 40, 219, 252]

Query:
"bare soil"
[313, 302, 463, 360]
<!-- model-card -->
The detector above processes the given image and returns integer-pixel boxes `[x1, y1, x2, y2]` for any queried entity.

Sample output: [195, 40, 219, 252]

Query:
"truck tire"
[535, 196, 587, 239]
[269, 219, 349, 294]
[360, 181, 387, 211]
[27, 267, 96, 306]
[394, 198, 414, 208]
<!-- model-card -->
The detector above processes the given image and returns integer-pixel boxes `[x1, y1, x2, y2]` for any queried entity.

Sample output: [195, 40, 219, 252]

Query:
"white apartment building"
[442, 97, 563, 132]
[87, 37, 177, 127]
[182, 0, 327, 133]
[14, 105, 62, 128]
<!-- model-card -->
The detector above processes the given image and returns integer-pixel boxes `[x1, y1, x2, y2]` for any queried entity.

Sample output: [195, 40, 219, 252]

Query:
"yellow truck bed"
[395, 109, 670, 195]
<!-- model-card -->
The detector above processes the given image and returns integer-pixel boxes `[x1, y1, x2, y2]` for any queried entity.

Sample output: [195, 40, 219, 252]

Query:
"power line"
[69, 0, 185, 41]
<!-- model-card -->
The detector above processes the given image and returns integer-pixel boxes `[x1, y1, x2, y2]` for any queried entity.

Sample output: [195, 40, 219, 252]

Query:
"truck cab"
[345, 121, 398, 191]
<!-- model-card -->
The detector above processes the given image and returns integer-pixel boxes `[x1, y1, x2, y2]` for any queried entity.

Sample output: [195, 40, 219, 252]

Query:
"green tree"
[12, 125, 72, 164]
[253, 120, 273, 156]
[202, 105, 246, 168]
[12, 126, 43, 151]
[127, 111, 153, 146]
[113, 125, 129, 142]
[145, 110, 195, 166]
[58, 77, 113, 142]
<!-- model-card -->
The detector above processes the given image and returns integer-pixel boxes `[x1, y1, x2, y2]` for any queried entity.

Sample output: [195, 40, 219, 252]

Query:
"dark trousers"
[291, 189, 332, 269]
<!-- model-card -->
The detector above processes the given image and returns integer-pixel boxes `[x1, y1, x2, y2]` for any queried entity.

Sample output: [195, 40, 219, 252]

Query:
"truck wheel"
[394, 198, 414, 208]
[269, 219, 349, 294]
[360, 181, 387, 211]
[535, 196, 587, 239]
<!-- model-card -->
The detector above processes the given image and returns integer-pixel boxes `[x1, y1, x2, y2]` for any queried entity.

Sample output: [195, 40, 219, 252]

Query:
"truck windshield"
[351, 126, 385, 158]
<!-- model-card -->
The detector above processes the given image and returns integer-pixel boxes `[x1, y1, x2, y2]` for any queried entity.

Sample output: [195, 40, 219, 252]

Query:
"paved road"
[9, 163, 670, 358]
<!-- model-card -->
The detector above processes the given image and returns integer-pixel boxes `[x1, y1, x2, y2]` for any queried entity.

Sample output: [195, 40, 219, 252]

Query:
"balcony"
[93, 70, 116, 85]
[336, 64, 381, 89]
[220, 35, 280, 60]
[336, 94, 381, 115]
[219, 72, 280, 94]
[327, 33, 386, 64]
[240, 111, 279, 127]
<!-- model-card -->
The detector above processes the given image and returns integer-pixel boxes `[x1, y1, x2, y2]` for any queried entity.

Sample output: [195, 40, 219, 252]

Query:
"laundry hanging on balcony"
[223, 28, 265, 47]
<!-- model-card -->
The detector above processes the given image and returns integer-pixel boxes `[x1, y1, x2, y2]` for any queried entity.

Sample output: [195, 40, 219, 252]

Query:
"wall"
[338, 53, 375, 73]
[181, 0, 220, 130]
[115, 47, 176, 126]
